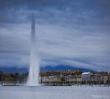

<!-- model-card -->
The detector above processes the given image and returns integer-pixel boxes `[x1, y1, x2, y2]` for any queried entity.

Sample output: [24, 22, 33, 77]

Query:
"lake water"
[0, 86, 110, 99]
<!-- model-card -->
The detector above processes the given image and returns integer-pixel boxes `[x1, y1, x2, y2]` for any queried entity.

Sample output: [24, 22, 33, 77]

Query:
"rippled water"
[0, 86, 110, 99]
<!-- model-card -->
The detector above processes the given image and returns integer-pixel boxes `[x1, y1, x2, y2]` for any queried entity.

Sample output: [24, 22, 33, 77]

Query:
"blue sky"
[0, 0, 110, 71]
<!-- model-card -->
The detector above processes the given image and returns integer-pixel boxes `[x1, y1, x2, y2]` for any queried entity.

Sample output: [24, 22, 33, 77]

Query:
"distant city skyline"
[0, 0, 110, 71]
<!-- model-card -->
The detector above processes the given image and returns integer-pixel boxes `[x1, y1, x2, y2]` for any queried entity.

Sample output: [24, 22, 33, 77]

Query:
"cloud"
[0, 0, 110, 71]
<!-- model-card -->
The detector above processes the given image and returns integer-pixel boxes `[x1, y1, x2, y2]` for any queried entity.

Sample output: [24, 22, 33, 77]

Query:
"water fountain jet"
[27, 14, 39, 86]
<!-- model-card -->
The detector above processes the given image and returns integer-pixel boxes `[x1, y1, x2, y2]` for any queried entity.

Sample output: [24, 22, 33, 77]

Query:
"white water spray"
[27, 14, 39, 86]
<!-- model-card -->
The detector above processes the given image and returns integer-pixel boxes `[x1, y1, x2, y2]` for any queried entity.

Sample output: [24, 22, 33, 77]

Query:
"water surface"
[0, 86, 110, 99]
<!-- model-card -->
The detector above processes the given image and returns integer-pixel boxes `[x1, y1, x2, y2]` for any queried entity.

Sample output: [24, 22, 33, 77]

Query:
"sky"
[0, 0, 110, 71]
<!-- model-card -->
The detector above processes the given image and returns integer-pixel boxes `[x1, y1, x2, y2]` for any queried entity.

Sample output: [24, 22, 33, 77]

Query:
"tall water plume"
[27, 14, 39, 86]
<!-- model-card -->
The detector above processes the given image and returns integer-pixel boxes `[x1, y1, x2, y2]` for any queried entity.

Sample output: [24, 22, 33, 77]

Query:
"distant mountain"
[40, 65, 94, 72]
[0, 67, 28, 73]
[0, 64, 95, 73]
